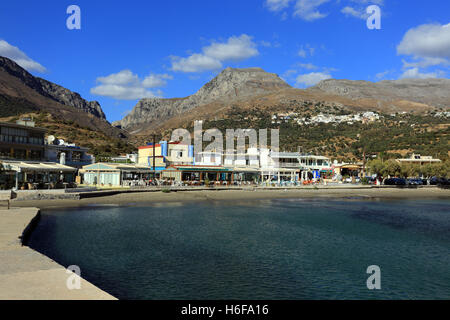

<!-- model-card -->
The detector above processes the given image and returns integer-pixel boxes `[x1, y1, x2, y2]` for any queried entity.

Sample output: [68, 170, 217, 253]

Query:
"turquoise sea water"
[28, 198, 450, 300]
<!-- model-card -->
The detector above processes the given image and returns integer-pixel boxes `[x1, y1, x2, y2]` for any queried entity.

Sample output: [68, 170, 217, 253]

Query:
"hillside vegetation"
[174, 105, 450, 162]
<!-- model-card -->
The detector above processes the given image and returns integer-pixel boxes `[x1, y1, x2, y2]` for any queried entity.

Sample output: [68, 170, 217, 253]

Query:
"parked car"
[407, 178, 423, 186]
[437, 178, 450, 187]
[344, 176, 360, 183]
[384, 178, 407, 186]
[429, 177, 448, 186]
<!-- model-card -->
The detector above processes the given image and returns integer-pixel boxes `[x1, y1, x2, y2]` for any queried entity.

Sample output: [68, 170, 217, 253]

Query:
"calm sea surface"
[28, 198, 450, 300]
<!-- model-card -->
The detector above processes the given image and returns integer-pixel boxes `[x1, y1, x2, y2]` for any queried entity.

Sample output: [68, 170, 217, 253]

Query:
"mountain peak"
[116, 67, 290, 130]
[198, 66, 290, 99]
[0, 55, 106, 119]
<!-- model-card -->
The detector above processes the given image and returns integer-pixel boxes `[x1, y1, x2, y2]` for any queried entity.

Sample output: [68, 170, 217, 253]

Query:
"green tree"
[400, 163, 420, 178]
[431, 161, 450, 178]
[382, 160, 401, 177]
[422, 163, 434, 178]
[368, 159, 384, 177]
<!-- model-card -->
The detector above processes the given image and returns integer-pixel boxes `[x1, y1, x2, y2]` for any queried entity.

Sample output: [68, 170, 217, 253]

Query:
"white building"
[195, 148, 332, 182]
[45, 141, 94, 169]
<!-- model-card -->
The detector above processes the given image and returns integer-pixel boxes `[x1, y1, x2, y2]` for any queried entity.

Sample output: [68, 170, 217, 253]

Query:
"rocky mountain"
[36, 78, 106, 119]
[115, 67, 450, 136]
[113, 67, 290, 131]
[0, 56, 106, 119]
[309, 78, 450, 109]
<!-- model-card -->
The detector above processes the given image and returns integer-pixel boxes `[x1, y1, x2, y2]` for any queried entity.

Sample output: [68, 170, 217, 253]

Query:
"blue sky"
[0, 0, 449, 122]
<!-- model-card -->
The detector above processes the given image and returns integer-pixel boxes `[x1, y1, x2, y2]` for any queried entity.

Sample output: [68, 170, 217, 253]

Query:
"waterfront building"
[161, 165, 232, 185]
[138, 141, 194, 171]
[263, 151, 332, 182]
[396, 154, 442, 165]
[45, 137, 94, 168]
[260, 151, 300, 183]
[165, 142, 194, 166]
[194, 147, 332, 183]
[0, 160, 77, 190]
[110, 153, 138, 164]
[79, 163, 154, 187]
[332, 162, 364, 180]
[298, 155, 333, 181]
[135, 136, 334, 185]
[196, 151, 224, 166]
[137, 142, 167, 172]
[0, 119, 46, 161]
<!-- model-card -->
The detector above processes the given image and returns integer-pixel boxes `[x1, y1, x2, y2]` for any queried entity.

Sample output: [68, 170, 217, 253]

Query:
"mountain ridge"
[0, 56, 107, 119]
[115, 67, 449, 135]
[0, 56, 130, 147]
[309, 78, 450, 108]
[113, 67, 290, 131]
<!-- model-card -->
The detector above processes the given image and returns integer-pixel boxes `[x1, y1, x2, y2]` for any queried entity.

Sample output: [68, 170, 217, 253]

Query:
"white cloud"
[340, 0, 384, 20]
[349, 0, 383, 4]
[397, 23, 450, 80]
[297, 48, 307, 58]
[142, 73, 173, 88]
[170, 34, 259, 73]
[375, 70, 391, 80]
[265, 0, 292, 12]
[264, 0, 329, 21]
[96, 70, 138, 86]
[266, 0, 384, 22]
[402, 57, 449, 69]
[297, 63, 318, 70]
[297, 44, 315, 58]
[203, 35, 259, 62]
[341, 6, 367, 20]
[295, 71, 332, 87]
[171, 54, 223, 73]
[399, 68, 439, 80]
[282, 69, 298, 78]
[0, 40, 46, 73]
[397, 23, 450, 60]
[294, 0, 330, 21]
[91, 70, 171, 100]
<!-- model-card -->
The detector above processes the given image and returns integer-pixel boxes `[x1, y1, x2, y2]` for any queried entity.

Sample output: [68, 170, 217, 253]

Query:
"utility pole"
[362, 149, 366, 177]
[152, 134, 156, 180]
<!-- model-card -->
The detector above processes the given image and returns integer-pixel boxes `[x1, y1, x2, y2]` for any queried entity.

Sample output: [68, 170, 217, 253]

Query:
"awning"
[340, 164, 362, 170]
[1, 161, 77, 172]
[170, 165, 230, 172]
[230, 167, 260, 173]
[80, 163, 154, 173]
[260, 168, 299, 173]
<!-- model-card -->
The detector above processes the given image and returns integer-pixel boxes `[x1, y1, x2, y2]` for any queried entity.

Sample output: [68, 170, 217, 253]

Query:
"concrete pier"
[0, 207, 116, 300]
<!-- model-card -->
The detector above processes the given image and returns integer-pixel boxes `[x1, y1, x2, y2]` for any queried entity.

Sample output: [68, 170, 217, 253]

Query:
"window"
[14, 149, 26, 160]
[30, 150, 42, 160]
[0, 148, 11, 159]
[72, 151, 82, 162]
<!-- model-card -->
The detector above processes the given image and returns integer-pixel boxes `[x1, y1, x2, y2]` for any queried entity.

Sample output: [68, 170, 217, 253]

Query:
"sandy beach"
[11, 187, 450, 209]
